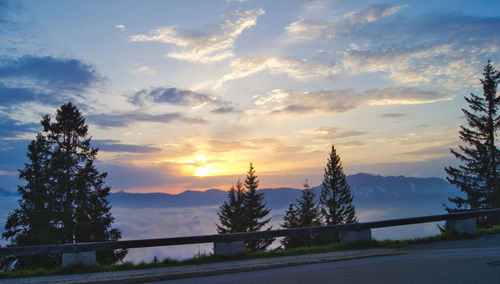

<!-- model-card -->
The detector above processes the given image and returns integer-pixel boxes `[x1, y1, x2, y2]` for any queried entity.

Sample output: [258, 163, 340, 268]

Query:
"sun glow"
[195, 166, 211, 177]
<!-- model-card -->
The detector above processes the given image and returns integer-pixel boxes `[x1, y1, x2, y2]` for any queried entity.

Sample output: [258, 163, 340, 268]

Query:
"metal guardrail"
[1, 208, 500, 257]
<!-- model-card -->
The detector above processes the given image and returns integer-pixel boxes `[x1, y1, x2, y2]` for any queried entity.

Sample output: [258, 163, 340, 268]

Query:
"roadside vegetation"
[1, 225, 500, 280]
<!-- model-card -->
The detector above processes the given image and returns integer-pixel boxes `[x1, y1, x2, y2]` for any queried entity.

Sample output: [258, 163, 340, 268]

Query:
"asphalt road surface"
[149, 235, 500, 284]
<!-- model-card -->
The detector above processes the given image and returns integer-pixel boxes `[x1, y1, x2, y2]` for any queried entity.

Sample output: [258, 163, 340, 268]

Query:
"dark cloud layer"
[0, 56, 103, 91]
[0, 116, 38, 138]
[87, 112, 208, 128]
[210, 107, 240, 114]
[0, 56, 104, 109]
[381, 113, 407, 118]
[0, 83, 66, 106]
[93, 139, 161, 153]
[129, 87, 215, 107]
[129, 87, 238, 114]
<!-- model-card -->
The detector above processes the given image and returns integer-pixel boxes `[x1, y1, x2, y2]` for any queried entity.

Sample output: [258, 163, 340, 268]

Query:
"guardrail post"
[62, 251, 96, 267]
[445, 218, 476, 234]
[214, 241, 245, 256]
[339, 229, 372, 244]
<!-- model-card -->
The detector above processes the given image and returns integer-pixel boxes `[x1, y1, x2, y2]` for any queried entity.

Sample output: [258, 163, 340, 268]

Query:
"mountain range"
[106, 173, 459, 209]
[0, 173, 460, 210]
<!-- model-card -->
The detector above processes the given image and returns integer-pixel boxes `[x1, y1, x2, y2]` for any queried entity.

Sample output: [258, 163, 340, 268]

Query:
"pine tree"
[2, 102, 126, 269]
[281, 181, 322, 249]
[216, 163, 273, 251]
[446, 59, 500, 227]
[320, 145, 357, 242]
[281, 204, 300, 248]
[216, 180, 246, 234]
[2, 135, 59, 269]
[242, 162, 272, 251]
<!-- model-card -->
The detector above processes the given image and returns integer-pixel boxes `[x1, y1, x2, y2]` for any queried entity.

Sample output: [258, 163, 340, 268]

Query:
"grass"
[2, 225, 500, 279]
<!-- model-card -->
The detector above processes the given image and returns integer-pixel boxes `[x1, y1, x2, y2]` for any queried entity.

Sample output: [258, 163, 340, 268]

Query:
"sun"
[195, 167, 210, 177]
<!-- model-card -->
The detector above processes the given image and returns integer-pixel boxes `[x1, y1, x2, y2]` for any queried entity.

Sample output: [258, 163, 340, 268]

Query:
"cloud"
[93, 139, 161, 153]
[297, 126, 368, 141]
[204, 139, 257, 153]
[285, 5, 500, 90]
[87, 112, 208, 128]
[130, 87, 216, 107]
[397, 145, 451, 157]
[252, 87, 448, 115]
[285, 18, 330, 41]
[0, 56, 103, 91]
[344, 4, 407, 24]
[102, 162, 182, 190]
[100, 160, 238, 193]
[129, 87, 237, 114]
[110, 206, 219, 261]
[337, 141, 366, 147]
[130, 65, 155, 76]
[0, 83, 65, 106]
[215, 56, 340, 88]
[336, 43, 485, 89]
[0, 115, 39, 138]
[0, 170, 16, 176]
[286, 4, 407, 41]
[381, 113, 407, 118]
[318, 12, 500, 89]
[130, 9, 265, 63]
[362, 88, 446, 105]
[199, 138, 312, 165]
[210, 106, 240, 114]
[115, 24, 125, 31]
[0, 56, 104, 108]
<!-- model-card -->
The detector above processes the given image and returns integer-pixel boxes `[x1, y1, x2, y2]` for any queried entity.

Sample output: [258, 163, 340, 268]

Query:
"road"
[150, 235, 500, 284]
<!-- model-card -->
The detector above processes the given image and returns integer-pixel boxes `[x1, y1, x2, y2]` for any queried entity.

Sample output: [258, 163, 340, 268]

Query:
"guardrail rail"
[1, 208, 499, 267]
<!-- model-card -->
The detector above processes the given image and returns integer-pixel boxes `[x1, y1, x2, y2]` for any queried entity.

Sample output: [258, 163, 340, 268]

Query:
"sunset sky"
[1, 0, 500, 193]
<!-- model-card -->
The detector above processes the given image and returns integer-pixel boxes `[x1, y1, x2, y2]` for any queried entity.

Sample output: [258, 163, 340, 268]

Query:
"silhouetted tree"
[242, 162, 273, 251]
[446, 59, 500, 227]
[2, 102, 126, 270]
[281, 203, 299, 248]
[216, 180, 246, 234]
[320, 145, 357, 242]
[281, 181, 322, 249]
[1, 134, 59, 269]
[216, 163, 273, 251]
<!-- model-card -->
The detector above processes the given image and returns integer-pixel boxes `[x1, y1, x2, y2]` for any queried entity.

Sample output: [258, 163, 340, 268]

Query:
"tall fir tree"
[2, 102, 126, 270]
[281, 181, 322, 249]
[2, 135, 59, 269]
[446, 59, 500, 227]
[216, 180, 246, 234]
[242, 162, 273, 251]
[320, 145, 357, 242]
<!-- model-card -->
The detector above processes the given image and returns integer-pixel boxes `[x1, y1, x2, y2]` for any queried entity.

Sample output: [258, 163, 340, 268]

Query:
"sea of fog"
[0, 197, 445, 263]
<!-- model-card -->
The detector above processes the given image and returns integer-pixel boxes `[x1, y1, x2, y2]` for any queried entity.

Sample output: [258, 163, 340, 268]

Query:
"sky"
[1, 0, 500, 194]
